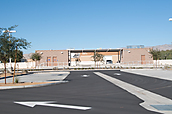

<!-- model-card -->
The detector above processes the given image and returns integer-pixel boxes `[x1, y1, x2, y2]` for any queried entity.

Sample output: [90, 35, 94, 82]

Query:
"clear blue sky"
[1, 0, 172, 54]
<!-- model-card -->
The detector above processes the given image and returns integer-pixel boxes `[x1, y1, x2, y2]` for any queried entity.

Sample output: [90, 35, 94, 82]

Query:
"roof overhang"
[68, 49, 123, 53]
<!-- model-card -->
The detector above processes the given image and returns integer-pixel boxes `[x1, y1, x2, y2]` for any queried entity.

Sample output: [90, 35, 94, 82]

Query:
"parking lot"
[0, 70, 172, 114]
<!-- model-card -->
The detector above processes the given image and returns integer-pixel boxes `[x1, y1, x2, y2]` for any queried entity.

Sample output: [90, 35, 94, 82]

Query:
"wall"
[122, 48, 153, 62]
[36, 50, 68, 66]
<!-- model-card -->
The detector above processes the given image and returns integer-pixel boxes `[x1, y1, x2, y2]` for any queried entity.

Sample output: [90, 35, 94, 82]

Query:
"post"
[118, 51, 119, 63]
[4, 60, 6, 84]
[13, 46, 17, 84]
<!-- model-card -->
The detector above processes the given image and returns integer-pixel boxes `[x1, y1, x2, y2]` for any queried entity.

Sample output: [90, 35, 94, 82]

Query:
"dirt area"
[0, 73, 27, 78]
[0, 73, 53, 87]
[0, 82, 53, 86]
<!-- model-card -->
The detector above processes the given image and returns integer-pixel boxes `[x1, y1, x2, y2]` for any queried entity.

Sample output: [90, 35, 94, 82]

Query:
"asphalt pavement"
[0, 70, 163, 114]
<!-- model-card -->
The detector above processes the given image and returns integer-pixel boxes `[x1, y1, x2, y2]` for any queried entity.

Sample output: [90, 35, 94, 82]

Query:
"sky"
[1, 0, 172, 54]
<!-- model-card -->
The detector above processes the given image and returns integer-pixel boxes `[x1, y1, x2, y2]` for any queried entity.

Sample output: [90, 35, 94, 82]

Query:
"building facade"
[35, 50, 68, 66]
[122, 48, 153, 64]
[35, 48, 153, 67]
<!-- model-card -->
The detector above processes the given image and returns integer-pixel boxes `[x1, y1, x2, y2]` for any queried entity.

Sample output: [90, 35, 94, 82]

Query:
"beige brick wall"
[35, 50, 68, 63]
[122, 48, 153, 62]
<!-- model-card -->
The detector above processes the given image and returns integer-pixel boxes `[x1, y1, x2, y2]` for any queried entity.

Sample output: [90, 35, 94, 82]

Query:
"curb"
[0, 80, 68, 90]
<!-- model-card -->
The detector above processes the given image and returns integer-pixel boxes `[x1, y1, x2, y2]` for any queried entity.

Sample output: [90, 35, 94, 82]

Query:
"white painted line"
[114, 73, 121, 76]
[94, 72, 172, 114]
[14, 101, 91, 110]
[81, 75, 90, 78]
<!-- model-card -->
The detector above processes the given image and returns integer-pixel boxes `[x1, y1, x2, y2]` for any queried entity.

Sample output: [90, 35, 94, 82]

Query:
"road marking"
[81, 75, 90, 78]
[94, 72, 172, 114]
[114, 73, 121, 76]
[14, 101, 91, 110]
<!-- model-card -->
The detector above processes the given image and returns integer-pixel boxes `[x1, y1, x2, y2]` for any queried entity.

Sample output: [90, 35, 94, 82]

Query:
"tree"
[0, 25, 31, 84]
[10, 50, 23, 62]
[149, 48, 161, 68]
[91, 51, 104, 68]
[149, 48, 161, 60]
[75, 58, 81, 66]
[30, 52, 42, 68]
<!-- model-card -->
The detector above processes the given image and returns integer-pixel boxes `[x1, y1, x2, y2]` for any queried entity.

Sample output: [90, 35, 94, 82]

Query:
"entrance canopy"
[68, 49, 123, 66]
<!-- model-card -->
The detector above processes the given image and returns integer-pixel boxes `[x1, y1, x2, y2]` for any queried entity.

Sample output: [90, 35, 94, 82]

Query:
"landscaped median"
[0, 81, 68, 90]
[0, 71, 69, 90]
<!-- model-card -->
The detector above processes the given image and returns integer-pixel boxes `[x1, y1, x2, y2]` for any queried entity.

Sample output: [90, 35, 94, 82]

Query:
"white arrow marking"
[14, 101, 91, 110]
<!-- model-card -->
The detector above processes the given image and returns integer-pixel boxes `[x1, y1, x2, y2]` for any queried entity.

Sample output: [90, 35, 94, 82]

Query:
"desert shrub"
[15, 77, 19, 83]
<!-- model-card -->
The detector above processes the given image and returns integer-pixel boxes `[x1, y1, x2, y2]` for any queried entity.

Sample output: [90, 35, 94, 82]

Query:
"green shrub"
[22, 70, 28, 74]
[15, 77, 19, 83]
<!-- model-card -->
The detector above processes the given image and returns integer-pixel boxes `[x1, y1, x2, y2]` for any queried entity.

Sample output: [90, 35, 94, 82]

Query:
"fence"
[38, 62, 69, 68]
[0, 62, 36, 69]
[120, 60, 172, 67]
[1, 60, 172, 70]
[121, 61, 154, 67]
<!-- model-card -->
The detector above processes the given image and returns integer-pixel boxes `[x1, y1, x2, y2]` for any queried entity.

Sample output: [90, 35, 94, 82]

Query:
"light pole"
[169, 18, 172, 21]
[3, 30, 16, 71]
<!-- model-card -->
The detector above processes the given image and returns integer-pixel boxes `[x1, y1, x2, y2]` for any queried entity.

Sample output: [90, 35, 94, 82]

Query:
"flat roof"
[68, 49, 123, 53]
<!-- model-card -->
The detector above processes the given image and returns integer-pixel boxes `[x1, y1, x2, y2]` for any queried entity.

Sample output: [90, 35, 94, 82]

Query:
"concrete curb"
[0, 80, 68, 90]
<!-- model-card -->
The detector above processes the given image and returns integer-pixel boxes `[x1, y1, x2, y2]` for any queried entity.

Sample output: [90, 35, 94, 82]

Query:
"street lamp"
[169, 18, 172, 21]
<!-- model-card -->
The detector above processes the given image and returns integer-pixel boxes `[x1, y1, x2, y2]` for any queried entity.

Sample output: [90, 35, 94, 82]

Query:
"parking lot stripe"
[94, 72, 172, 114]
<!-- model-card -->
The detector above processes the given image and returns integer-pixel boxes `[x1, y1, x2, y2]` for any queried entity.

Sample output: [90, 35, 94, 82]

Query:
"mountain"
[23, 53, 33, 59]
[150, 44, 172, 51]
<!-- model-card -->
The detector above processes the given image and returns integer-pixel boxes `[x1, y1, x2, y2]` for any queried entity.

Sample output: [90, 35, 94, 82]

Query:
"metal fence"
[39, 62, 69, 68]
[120, 60, 164, 67]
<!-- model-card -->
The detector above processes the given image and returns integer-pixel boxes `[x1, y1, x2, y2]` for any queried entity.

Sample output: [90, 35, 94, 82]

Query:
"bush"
[137, 67, 143, 69]
[15, 77, 19, 83]
[22, 70, 28, 74]
[164, 65, 171, 69]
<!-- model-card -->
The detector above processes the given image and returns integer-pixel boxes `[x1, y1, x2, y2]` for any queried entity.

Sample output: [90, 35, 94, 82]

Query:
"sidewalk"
[121, 69, 172, 81]
[0, 71, 70, 90]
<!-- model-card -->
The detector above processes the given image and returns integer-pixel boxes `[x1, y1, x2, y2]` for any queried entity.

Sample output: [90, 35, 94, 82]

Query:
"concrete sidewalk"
[0, 71, 70, 90]
[121, 69, 172, 81]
